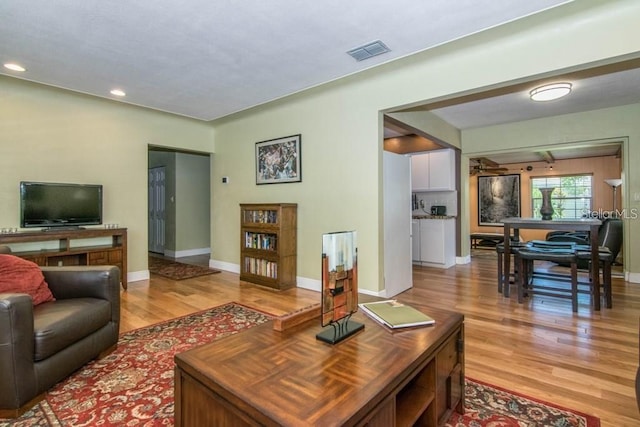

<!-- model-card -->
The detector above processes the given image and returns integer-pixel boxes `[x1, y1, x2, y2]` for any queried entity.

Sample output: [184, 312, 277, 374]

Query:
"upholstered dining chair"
[546, 217, 623, 266]
[546, 218, 620, 309]
[515, 240, 580, 312]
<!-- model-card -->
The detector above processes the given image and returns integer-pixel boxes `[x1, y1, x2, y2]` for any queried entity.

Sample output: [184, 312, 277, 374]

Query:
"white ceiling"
[1, 0, 569, 121]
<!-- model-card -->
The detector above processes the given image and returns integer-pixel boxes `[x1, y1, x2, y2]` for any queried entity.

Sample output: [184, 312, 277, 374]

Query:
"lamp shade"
[604, 178, 622, 188]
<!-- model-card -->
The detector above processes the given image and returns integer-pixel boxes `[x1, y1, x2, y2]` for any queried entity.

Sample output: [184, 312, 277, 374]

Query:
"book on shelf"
[358, 300, 435, 329]
[245, 232, 277, 250]
[244, 256, 278, 278]
[245, 210, 277, 224]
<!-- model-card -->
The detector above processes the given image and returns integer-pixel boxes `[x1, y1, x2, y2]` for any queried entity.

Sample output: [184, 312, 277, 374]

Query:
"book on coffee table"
[358, 300, 435, 329]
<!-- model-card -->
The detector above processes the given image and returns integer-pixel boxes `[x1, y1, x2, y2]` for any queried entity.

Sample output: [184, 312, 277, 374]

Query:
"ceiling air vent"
[347, 40, 391, 61]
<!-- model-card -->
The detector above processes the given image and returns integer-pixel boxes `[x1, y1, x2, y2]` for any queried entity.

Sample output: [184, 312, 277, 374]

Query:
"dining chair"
[515, 240, 579, 312]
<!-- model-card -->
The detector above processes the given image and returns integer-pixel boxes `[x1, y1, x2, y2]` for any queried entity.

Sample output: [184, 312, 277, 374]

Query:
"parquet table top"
[175, 308, 463, 426]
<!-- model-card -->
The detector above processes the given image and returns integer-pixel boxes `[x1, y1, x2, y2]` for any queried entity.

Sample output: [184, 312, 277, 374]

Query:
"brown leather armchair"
[0, 254, 120, 418]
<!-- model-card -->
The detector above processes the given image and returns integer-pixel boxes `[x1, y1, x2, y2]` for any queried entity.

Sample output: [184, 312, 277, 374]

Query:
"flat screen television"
[20, 181, 103, 229]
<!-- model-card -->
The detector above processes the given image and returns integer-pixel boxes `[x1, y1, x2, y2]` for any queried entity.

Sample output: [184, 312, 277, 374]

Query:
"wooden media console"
[0, 227, 128, 290]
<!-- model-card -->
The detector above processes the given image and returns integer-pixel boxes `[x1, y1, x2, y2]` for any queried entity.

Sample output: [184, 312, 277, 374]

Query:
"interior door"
[148, 166, 166, 254]
[383, 151, 412, 297]
[412, 219, 421, 262]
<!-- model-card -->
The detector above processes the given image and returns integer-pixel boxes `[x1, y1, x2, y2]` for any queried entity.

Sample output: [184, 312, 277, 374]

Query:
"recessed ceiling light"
[529, 82, 572, 101]
[4, 63, 26, 72]
[110, 89, 126, 97]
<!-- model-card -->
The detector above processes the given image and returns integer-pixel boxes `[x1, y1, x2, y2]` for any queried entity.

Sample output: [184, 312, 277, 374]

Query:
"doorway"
[148, 147, 211, 260]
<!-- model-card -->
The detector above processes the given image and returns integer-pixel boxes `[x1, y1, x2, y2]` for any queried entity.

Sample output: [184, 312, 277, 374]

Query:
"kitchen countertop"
[413, 215, 456, 220]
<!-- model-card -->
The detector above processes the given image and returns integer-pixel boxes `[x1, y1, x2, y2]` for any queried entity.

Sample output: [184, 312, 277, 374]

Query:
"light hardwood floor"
[121, 252, 640, 427]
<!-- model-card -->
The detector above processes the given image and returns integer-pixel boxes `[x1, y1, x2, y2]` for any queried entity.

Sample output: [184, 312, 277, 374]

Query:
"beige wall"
[0, 77, 214, 276]
[212, 90, 382, 290]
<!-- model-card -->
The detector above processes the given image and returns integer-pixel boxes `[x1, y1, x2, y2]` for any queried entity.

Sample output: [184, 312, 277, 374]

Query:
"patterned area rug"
[148, 255, 220, 280]
[1, 306, 599, 426]
[0, 303, 271, 426]
[445, 378, 600, 427]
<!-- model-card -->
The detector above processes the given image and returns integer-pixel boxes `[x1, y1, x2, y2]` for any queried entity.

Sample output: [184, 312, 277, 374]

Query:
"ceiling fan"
[469, 157, 509, 175]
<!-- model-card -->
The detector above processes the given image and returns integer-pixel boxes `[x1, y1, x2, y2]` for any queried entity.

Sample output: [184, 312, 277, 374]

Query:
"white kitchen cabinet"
[411, 154, 430, 192]
[428, 149, 455, 191]
[418, 218, 455, 268]
[410, 149, 455, 192]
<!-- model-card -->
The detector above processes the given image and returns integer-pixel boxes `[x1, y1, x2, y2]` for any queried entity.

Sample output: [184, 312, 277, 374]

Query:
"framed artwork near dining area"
[478, 174, 521, 226]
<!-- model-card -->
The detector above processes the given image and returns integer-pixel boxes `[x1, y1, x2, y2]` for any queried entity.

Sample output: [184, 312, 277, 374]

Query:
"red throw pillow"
[0, 254, 55, 305]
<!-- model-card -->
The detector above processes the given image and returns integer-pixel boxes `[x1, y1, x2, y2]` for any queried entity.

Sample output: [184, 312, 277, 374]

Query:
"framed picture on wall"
[255, 134, 301, 184]
[478, 174, 521, 226]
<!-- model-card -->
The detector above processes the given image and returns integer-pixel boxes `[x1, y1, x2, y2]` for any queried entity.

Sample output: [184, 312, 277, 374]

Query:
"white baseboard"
[295, 276, 321, 292]
[164, 247, 211, 258]
[135, 258, 640, 292]
[209, 260, 321, 291]
[209, 260, 384, 295]
[626, 271, 640, 283]
[128, 270, 150, 283]
[416, 261, 455, 269]
[361, 288, 387, 297]
[298, 276, 384, 297]
[210, 259, 240, 274]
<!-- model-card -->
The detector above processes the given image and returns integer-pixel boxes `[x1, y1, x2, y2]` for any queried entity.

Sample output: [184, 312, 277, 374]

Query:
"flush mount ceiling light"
[529, 82, 572, 101]
[4, 62, 26, 72]
[110, 89, 126, 97]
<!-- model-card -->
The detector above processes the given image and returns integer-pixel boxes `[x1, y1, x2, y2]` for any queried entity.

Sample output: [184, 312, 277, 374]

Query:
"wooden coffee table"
[174, 307, 464, 426]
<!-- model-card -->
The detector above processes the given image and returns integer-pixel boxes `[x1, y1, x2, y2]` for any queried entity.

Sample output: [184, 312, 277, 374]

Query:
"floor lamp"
[604, 178, 622, 214]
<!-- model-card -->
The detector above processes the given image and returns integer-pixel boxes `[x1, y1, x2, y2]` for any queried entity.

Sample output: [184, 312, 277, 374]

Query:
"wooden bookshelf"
[239, 203, 297, 290]
[0, 227, 128, 290]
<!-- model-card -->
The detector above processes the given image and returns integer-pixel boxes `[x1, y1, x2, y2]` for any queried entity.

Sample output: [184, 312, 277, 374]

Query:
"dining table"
[501, 217, 603, 310]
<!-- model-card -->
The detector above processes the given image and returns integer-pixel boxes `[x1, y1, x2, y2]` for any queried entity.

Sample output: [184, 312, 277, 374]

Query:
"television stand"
[42, 226, 86, 231]
[0, 227, 128, 290]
